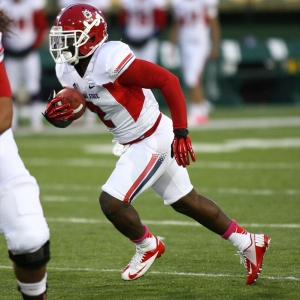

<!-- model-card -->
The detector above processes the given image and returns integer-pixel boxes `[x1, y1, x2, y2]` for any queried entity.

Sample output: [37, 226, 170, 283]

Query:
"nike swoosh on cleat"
[128, 265, 147, 280]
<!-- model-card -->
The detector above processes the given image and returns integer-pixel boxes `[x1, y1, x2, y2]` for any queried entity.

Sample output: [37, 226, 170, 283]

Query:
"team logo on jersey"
[82, 9, 105, 27]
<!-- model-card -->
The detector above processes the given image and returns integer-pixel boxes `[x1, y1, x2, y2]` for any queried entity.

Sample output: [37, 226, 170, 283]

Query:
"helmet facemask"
[50, 28, 88, 65]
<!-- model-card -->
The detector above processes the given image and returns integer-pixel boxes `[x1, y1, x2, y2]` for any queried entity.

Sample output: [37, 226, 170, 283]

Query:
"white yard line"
[26, 159, 300, 169]
[0, 265, 298, 281]
[14, 116, 300, 136]
[189, 116, 300, 130]
[84, 138, 300, 154]
[40, 184, 300, 203]
[44, 217, 300, 229]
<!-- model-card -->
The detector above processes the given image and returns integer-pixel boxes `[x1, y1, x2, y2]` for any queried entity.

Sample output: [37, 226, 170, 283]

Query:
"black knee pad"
[9, 240, 50, 270]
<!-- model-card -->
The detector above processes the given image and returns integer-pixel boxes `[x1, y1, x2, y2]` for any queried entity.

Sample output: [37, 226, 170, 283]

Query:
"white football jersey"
[56, 41, 161, 144]
[0, 0, 46, 51]
[171, 0, 219, 44]
[120, 0, 167, 40]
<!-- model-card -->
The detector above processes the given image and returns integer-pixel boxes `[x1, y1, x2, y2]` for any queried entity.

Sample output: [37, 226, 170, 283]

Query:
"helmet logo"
[82, 9, 92, 19]
[82, 9, 104, 27]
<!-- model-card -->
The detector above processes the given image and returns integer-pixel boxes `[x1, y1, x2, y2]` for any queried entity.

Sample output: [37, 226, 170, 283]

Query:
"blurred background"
[41, 0, 300, 108]
[31, 0, 300, 109]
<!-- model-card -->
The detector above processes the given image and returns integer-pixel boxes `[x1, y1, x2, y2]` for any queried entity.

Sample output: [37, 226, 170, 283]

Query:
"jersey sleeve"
[118, 59, 188, 129]
[105, 41, 135, 83]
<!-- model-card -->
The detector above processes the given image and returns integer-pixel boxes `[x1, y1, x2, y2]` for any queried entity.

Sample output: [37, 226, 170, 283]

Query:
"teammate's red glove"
[42, 90, 74, 128]
[171, 129, 196, 167]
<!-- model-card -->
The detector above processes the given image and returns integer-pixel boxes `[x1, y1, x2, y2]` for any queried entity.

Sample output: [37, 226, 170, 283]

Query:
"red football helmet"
[49, 3, 108, 65]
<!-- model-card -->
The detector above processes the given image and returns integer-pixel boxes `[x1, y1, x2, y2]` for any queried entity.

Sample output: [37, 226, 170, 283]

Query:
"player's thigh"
[24, 52, 42, 94]
[0, 182, 50, 254]
[102, 115, 174, 202]
[152, 159, 193, 205]
[102, 143, 172, 202]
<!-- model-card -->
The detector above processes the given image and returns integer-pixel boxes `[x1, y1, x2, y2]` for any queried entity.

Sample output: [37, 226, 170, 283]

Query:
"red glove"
[171, 129, 196, 167]
[42, 90, 74, 128]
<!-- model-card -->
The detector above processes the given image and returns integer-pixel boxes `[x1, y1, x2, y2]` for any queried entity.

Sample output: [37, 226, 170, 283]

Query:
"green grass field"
[1, 105, 300, 299]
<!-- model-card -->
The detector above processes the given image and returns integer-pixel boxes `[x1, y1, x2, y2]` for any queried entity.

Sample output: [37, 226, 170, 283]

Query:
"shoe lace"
[129, 246, 145, 268]
[236, 250, 247, 267]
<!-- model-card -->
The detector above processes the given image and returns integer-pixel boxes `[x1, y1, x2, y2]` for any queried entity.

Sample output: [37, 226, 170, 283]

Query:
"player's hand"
[42, 90, 74, 128]
[44, 90, 74, 120]
[171, 129, 196, 167]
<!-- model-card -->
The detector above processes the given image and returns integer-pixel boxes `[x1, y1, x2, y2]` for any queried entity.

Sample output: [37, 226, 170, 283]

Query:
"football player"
[169, 0, 221, 126]
[118, 0, 167, 64]
[0, 0, 48, 133]
[0, 10, 50, 300]
[44, 4, 270, 285]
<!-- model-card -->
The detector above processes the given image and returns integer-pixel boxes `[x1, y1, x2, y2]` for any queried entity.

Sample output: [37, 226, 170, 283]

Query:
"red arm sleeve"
[32, 9, 48, 49]
[117, 59, 187, 129]
[0, 60, 12, 97]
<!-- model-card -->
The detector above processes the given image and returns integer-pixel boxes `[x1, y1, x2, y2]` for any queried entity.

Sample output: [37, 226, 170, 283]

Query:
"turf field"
[1, 105, 299, 299]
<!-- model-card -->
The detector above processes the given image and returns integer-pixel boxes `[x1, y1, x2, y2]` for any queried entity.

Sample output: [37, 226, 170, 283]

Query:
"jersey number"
[86, 101, 115, 128]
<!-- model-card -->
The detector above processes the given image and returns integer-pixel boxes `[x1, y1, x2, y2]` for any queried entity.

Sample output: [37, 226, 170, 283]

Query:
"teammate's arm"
[0, 60, 13, 134]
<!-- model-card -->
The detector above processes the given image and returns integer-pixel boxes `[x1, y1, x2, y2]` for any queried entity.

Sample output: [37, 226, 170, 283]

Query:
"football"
[56, 87, 86, 120]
